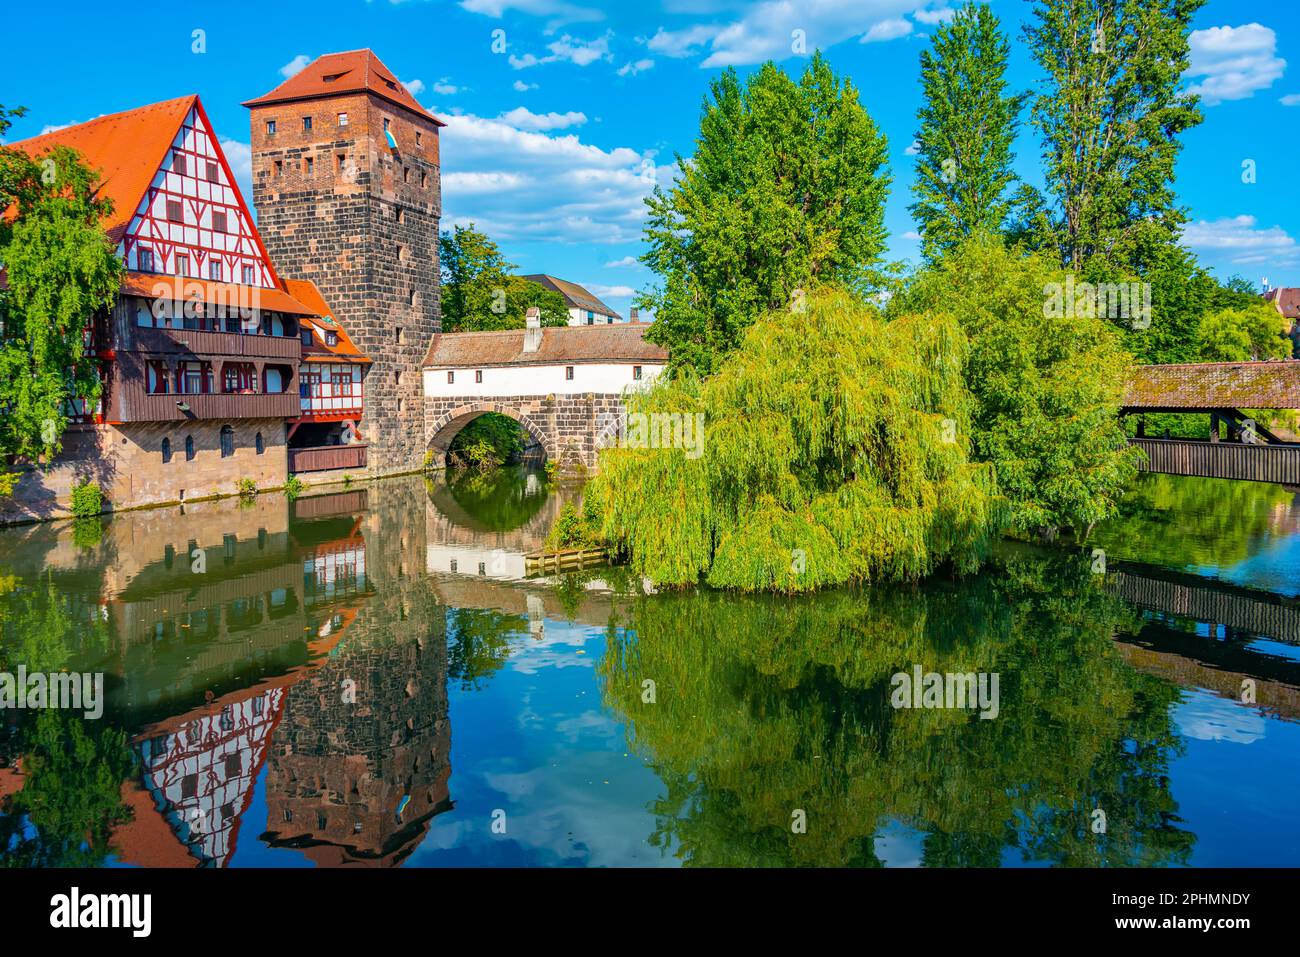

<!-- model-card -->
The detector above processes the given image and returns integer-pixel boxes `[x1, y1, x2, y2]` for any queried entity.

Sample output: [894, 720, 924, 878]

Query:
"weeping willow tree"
[586, 288, 1005, 591]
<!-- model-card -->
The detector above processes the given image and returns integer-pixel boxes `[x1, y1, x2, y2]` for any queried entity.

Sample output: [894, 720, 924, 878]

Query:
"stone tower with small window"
[244, 49, 442, 474]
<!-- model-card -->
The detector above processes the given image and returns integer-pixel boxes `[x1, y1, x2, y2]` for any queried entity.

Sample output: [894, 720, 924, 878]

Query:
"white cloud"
[1281, 93, 1300, 106]
[404, 78, 428, 96]
[583, 282, 636, 298]
[650, 1, 926, 67]
[903, 230, 921, 241]
[1182, 215, 1298, 265]
[646, 24, 721, 58]
[617, 58, 655, 77]
[904, 139, 920, 155]
[604, 255, 639, 267]
[440, 112, 666, 246]
[514, 80, 540, 92]
[913, 6, 955, 25]
[279, 54, 312, 79]
[442, 171, 530, 194]
[457, 0, 604, 29]
[510, 31, 613, 70]
[1186, 24, 1287, 106]
[497, 107, 588, 130]
[862, 18, 913, 43]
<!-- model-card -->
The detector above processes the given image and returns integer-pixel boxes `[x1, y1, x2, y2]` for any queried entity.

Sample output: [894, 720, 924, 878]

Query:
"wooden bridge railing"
[1130, 437, 1300, 485]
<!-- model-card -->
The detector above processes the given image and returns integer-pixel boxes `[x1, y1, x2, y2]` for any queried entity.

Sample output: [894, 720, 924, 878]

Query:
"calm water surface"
[1, 469, 1298, 867]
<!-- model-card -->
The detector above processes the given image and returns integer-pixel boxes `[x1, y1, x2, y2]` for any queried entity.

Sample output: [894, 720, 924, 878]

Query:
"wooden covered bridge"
[1123, 361, 1300, 485]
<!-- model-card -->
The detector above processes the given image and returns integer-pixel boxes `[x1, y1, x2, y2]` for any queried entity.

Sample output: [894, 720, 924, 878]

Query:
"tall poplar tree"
[909, 3, 1024, 262]
[1022, 0, 1204, 271]
[640, 53, 892, 376]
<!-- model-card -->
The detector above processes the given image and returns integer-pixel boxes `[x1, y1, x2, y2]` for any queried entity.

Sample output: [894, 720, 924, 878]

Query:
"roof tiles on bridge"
[1124, 361, 1300, 410]
[422, 322, 667, 368]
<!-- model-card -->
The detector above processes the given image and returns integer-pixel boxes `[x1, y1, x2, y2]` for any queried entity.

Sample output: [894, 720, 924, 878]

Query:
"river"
[0, 468, 1297, 867]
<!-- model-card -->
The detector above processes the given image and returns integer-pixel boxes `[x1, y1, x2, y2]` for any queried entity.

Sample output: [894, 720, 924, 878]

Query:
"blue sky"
[3, 0, 1299, 318]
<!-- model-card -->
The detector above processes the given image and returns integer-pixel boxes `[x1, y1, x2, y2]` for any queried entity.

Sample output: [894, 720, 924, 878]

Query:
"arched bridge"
[1123, 361, 1300, 485]
[421, 322, 668, 471]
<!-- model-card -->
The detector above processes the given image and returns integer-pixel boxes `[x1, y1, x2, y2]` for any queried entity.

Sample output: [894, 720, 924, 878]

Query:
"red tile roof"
[283, 278, 370, 362]
[1123, 361, 1300, 410]
[1265, 287, 1300, 321]
[120, 272, 320, 317]
[423, 322, 666, 368]
[4, 96, 197, 243]
[242, 50, 444, 125]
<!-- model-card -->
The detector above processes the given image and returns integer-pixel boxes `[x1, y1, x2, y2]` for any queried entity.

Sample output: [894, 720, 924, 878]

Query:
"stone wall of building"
[424, 393, 629, 472]
[249, 91, 442, 477]
[0, 419, 289, 525]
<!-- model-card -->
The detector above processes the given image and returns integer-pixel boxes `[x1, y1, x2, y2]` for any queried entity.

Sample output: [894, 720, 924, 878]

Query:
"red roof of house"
[242, 50, 444, 126]
[3, 96, 197, 243]
[1265, 287, 1300, 321]
[282, 278, 370, 362]
[121, 272, 320, 317]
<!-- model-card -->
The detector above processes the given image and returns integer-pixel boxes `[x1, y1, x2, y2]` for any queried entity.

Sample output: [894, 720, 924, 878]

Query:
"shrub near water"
[69, 479, 103, 518]
[587, 289, 1004, 592]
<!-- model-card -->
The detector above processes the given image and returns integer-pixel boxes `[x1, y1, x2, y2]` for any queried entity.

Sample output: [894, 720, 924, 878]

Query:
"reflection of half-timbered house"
[1, 96, 368, 521]
[137, 689, 285, 867]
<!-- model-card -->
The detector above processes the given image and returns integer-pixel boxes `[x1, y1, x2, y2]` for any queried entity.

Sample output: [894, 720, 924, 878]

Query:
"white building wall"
[423, 362, 664, 399]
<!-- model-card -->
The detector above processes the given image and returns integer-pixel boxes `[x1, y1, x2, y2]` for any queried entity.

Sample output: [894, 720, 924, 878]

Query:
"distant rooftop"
[523, 274, 622, 319]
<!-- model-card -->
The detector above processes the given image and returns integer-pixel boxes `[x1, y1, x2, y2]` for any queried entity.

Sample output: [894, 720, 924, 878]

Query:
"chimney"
[630, 307, 639, 321]
[523, 306, 542, 353]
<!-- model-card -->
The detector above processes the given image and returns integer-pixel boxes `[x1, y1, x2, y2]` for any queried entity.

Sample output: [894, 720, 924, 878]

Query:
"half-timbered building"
[1, 95, 371, 520]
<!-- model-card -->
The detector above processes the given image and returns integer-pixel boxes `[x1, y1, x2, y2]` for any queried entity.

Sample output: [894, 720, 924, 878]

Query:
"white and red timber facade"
[0, 48, 668, 523]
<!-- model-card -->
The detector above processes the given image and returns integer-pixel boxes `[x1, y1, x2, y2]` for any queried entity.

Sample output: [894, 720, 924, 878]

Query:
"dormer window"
[323, 72, 345, 83]
[325, 332, 337, 347]
[302, 329, 313, 346]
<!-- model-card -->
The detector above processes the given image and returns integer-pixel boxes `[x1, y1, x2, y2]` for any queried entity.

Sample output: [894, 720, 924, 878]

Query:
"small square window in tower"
[475, 370, 483, 383]
[565, 366, 575, 381]
[266, 120, 277, 135]
[302, 115, 313, 132]
[337, 112, 348, 127]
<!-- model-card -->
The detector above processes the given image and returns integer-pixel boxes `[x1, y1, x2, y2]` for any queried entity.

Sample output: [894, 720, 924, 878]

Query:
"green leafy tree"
[1195, 303, 1290, 362]
[899, 233, 1140, 536]
[0, 139, 122, 472]
[1021, 0, 1204, 272]
[639, 53, 892, 375]
[587, 288, 1003, 591]
[910, 3, 1025, 261]
[439, 223, 568, 331]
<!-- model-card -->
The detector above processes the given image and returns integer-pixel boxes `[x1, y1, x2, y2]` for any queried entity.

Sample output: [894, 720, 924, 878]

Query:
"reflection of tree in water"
[600, 552, 1193, 867]
[438, 467, 551, 532]
[0, 576, 134, 867]
[446, 607, 527, 691]
[1090, 473, 1294, 570]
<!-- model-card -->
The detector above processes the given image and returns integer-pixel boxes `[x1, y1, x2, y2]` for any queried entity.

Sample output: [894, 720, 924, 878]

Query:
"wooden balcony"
[131, 326, 301, 360]
[288, 444, 368, 473]
[121, 390, 302, 422]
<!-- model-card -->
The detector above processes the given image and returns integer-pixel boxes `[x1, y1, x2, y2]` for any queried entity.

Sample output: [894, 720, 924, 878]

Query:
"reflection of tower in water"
[118, 484, 452, 866]
[260, 481, 453, 866]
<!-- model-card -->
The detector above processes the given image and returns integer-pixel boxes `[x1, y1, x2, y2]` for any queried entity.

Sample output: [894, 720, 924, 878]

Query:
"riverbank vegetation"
[0, 105, 122, 494]
[447, 413, 527, 472]
[572, 0, 1277, 592]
